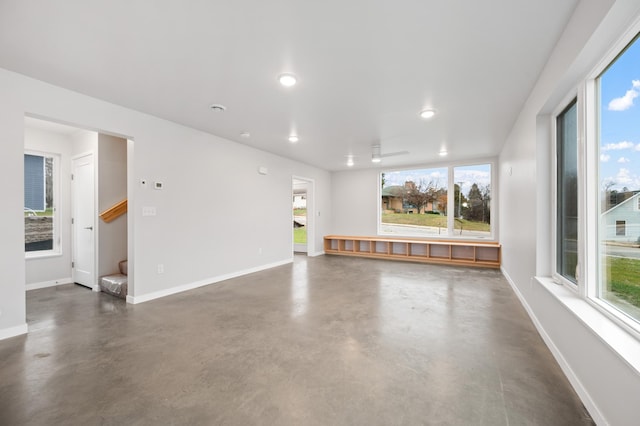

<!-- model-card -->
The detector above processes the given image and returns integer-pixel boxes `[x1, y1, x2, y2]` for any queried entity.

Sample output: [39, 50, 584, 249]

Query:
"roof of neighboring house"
[602, 192, 640, 215]
[381, 185, 405, 197]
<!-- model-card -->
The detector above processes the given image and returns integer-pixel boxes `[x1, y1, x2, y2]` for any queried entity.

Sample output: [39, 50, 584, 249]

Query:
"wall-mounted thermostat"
[154, 181, 163, 190]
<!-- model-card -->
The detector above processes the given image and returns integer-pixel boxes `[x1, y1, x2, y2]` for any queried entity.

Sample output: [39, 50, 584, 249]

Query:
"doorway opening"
[292, 177, 314, 255]
[24, 116, 132, 300]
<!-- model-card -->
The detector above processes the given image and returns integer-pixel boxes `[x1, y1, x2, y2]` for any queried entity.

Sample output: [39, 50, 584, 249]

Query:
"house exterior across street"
[602, 192, 640, 243]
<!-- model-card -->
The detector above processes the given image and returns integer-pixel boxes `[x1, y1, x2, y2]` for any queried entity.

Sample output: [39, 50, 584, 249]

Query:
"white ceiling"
[0, 1, 579, 171]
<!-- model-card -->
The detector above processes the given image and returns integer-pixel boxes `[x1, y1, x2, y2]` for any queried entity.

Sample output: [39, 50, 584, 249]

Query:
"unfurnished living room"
[1, 1, 639, 425]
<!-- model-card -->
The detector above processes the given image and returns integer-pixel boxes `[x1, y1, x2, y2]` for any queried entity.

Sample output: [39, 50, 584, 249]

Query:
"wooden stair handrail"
[100, 199, 127, 223]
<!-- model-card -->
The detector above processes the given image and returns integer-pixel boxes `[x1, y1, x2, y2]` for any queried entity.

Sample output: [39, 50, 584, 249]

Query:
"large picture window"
[453, 164, 491, 237]
[380, 164, 492, 239]
[24, 152, 59, 255]
[596, 32, 640, 322]
[380, 167, 448, 236]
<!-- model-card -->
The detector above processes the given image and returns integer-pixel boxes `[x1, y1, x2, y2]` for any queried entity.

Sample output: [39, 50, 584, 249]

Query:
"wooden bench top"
[324, 235, 500, 247]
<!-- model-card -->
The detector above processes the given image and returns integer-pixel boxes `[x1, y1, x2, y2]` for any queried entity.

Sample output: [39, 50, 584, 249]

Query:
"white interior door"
[72, 154, 95, 288]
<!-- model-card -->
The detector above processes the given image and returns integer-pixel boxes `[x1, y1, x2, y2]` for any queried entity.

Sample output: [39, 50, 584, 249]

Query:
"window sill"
[535, 276, 640, 374]
[25, 251, 62, 260]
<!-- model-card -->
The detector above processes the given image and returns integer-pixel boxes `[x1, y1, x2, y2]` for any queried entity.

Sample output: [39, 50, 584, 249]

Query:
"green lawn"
[381, 213, 490, 232]
[606, 256, 640, 308]
[294, 227, 307, 244]
[293, 208, 307, 216]
[24, 208, 54, 217]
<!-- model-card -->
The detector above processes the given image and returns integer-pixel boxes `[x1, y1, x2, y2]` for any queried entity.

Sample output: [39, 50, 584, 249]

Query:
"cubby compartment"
[358, 241, 372, 253]
[409, 243, 428, 257]
[429, 244, 451, 259]
[374, 241, 390, 254]
[451, 245, 474, 261]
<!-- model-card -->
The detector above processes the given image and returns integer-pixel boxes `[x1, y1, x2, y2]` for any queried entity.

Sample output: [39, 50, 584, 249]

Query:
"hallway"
[0, 256, 592, 425]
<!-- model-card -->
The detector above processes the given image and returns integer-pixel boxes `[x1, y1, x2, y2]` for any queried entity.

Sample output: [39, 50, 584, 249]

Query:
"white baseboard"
[308, 250, 325, 257]
[128, 259, 294, 304]
[0, 323, 28, 340]
[26, 277, 73, 291]
[500, 268, 605, 426]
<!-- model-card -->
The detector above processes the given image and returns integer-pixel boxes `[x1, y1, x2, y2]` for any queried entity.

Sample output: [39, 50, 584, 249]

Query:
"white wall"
[330, 168, 379, 235]
[24, 126, 73, 288]
[0, 67, 331, 337]
[0, 91, 27, 338]
[71, 129, 98, 157]
[98, 134, 127, 277]
[499, 0, 640, 425]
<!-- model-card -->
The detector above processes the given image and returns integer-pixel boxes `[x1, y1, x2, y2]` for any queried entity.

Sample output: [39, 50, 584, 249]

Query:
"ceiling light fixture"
[420, 109, 436, 119]
[439, 150, 448, 156]
[240, 132, 251, 138]
[209, 103, 227, 112]
[288, 135, 299, 143]
[371, 145, 382, 163]
[278, 73, 297, 87]
[347, 156, 354, 167]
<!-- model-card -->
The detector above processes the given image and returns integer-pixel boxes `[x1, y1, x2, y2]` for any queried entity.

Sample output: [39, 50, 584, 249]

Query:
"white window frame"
[552, 17, 640, 337]
[551, 94, 580, 290]
[587, 21, 640, 336]
[24, 150, 61, 258]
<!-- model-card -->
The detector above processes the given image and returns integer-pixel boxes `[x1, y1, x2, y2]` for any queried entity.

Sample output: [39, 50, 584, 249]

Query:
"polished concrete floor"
[0, 255, 593, 425]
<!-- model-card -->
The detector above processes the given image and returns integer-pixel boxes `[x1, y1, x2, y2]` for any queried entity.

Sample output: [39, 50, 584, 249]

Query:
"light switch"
[142, 206, 157, 216]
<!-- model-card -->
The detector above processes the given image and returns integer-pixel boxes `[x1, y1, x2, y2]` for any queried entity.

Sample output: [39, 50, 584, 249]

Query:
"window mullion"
[447, 166, 454, 236]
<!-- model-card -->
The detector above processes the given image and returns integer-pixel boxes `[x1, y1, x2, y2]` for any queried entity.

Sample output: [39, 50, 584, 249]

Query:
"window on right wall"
[596, 32, 640, 323]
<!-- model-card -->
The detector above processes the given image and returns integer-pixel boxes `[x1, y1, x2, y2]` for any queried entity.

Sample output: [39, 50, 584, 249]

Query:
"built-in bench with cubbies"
[323, 235, 501, 268]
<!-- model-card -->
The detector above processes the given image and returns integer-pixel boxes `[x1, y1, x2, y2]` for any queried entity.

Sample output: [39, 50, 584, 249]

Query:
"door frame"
[71, 151, 98, 290]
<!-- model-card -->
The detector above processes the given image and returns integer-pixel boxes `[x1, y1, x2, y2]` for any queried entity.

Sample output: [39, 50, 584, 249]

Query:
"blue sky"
[383, 164, 491, 196]
[600, 34, 640, 191]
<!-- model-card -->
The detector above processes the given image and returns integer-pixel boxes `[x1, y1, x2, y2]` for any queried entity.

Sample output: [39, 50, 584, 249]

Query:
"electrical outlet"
[157, 264, 164, 274]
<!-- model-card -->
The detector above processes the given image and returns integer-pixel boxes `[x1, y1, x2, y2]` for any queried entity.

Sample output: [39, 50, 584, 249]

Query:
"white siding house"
[602, 193, 640, 243]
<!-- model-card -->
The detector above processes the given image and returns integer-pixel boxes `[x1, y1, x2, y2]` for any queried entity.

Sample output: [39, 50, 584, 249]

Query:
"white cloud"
[608, 81, 640, 111]
[603, 168, 640, 191]
[600, 154, 610, 162]
[601, 141, 635, 151]
[618, 157, 630, 163]
[616, 168, 633, 185]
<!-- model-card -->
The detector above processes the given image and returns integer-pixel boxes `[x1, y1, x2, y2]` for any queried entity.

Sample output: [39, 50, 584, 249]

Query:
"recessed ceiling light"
[288, 135, 299, 143]
[279, 73, 297, 87]
[240, 132, 251, 138]
[209, 104, 227, 112]
[439, 150, 448, 156]
[347, 156, 354, 167]
[420, 109, 436, 119]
